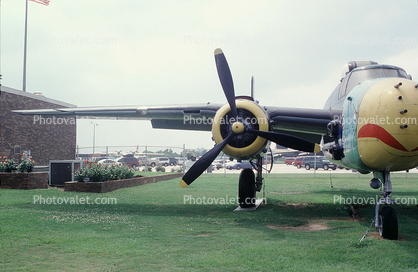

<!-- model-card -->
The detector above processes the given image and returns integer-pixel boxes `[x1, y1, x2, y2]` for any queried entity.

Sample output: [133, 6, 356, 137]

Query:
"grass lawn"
[1, 172, 418, 271]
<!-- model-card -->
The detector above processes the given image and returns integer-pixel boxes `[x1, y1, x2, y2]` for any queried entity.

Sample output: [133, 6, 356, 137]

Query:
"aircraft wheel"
[239, 169, 256, 208]
[305, 164, 310, 170]
[379, 206, 398, 240]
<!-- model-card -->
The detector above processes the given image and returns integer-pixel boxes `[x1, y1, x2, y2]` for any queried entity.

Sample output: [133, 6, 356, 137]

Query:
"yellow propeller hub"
[232, 121, 245, 134]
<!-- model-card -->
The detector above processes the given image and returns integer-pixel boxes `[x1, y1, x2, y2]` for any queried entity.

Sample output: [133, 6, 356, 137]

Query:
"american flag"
[29, 0, 50, 6]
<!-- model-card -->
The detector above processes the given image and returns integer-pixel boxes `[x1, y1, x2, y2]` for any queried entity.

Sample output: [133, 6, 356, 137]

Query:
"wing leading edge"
[13, 103, 223, 132]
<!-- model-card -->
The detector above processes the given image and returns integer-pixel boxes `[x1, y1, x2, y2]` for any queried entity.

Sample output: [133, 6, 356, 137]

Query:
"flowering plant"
[0, 157, 16, 173]
[17, 154, 35, 173]
[74, 161, 135, 182]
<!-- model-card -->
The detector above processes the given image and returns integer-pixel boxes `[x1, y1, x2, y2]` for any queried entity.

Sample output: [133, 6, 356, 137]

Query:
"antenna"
[250, 76, 254, 99]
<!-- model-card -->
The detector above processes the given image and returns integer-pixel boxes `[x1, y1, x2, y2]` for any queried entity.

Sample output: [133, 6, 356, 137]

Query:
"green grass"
[1, 173, 418, 271]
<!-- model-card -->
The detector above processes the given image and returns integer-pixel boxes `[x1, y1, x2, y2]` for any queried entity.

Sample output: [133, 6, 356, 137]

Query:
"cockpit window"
[340, 67, 408, 98]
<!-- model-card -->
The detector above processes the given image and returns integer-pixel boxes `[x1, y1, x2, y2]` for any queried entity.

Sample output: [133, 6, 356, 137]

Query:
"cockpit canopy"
[340, 61, 378, 79]
[338, 62, 410, 99]
[324, 61, 411, 110]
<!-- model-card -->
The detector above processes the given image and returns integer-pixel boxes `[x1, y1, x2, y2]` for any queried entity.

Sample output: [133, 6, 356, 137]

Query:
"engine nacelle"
[212, 99, 269, 160]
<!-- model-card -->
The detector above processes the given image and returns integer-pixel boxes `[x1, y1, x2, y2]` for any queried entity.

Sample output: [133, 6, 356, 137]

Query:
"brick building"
[0, 86, 76, 165]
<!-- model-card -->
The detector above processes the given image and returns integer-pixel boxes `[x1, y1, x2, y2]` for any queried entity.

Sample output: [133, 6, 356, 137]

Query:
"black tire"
[239, 169, 255, 208]
[297, 164, 301, 169]
[150, 162, 156, 167]
[323, 164, 329, 170]
[379, 206, 398, 240]
[305, 164, 310, 170]
[236, 165, 241, 170]
[132, 164, 137, 168]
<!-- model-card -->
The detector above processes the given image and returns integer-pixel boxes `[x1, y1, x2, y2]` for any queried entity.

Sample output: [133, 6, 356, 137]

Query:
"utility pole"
[91, 122, 98, 158]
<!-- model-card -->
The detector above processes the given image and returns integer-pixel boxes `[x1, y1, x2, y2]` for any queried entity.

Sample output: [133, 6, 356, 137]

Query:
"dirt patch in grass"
[276, 201, 317, 208]
[192, 233, 213, 237]
[270, 191, 311, 195]
[267, 223, 329, 232]
[368, 232, 409, 241]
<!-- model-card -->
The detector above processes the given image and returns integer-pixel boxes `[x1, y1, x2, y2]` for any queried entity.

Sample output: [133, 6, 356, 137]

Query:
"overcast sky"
[2, 0, 418, 154]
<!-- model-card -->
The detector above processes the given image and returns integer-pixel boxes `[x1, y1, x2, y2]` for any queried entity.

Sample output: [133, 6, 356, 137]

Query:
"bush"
[142, 166, 153, 172]
[74, 162, 134, 182]
[0, 157, 16, 173]
[16, 154, 35, 173]
[155, 165, 166, 172]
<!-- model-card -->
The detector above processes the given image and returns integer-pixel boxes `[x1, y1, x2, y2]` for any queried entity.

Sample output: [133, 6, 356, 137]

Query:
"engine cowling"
[212, 99, 270, 160]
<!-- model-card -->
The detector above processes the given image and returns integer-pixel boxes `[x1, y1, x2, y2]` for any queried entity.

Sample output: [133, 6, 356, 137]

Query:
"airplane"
[13, 48, 418, 240]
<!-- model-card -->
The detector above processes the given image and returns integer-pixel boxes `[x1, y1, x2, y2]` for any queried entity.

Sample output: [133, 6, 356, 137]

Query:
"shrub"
[16, 154, 35, 173]
[155, 165, 166, 172]
[0, 157, 16, 173]
[74, 162, 134, 182]
[142, 166, 153, 172]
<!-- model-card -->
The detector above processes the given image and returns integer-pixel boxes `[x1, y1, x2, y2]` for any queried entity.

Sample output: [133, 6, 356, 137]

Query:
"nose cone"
[357, 78, 418, 171]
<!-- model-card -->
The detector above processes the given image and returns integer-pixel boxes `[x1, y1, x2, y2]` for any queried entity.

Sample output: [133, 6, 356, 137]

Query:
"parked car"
[97, 159, 118, 166]
[116, 156, 139, 168]
[299, 156, 337, 170]
[175, 157, 185, 166]
[150, 157, 170, 167]
[169, 157, 178, 166]
[226, 161, 252, 170]
[293, 156, 305, 168]
[136, 156, 158, 166]
[213, 160, 223, 170]
[284, 157, 296, 165]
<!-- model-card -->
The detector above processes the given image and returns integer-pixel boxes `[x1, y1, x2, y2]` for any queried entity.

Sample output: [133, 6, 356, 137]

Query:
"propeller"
[180, 133, 235, 188]
[179, 48, 320, 188]
[214, 48, 238, 119]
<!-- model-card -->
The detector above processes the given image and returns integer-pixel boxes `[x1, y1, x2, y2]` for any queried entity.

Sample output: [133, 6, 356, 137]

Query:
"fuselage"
[323, 62, 418, 173]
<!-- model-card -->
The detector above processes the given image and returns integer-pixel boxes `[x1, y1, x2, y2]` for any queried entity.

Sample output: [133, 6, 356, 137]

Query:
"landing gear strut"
[372, 171, 398, 240]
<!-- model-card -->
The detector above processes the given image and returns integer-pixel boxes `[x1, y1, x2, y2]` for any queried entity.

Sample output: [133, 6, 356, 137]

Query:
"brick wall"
[65, 173, 183, 193]
[0, 87, 76, 165]
[0, 172, 49, 189]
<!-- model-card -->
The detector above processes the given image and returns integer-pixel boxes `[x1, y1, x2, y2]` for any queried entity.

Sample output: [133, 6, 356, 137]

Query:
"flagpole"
[23, 0, 29, 92]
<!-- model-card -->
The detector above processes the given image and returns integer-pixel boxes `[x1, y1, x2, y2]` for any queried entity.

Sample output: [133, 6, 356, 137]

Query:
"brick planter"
[64, 173, 183, 193]
[0, 172, 49, 189]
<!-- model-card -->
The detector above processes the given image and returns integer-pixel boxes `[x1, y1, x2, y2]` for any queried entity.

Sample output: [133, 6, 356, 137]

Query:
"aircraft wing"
[14, 103, 341, 140]
[12, 103, 223, 132]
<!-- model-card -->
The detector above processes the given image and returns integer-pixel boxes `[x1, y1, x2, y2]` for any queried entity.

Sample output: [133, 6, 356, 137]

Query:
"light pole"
[91, 122, 98, 158]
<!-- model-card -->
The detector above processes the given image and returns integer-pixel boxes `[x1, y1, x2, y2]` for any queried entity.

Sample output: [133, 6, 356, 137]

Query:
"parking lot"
[143, 163, 418, 175]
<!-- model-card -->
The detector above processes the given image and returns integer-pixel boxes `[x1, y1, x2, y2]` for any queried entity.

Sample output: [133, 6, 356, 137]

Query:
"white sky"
[2, 0, 418, 154]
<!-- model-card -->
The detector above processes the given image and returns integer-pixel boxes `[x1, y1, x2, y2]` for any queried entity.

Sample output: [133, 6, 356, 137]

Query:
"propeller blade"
[214, 48, 238, 119]
[246, 128, 320, 153]
[180, 133, 235, 188]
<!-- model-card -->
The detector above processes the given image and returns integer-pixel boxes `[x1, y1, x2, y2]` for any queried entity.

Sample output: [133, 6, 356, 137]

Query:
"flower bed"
[0, 172, 48, 189]
[74, 162, 134, 182]
[65, 173, 183, 193]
